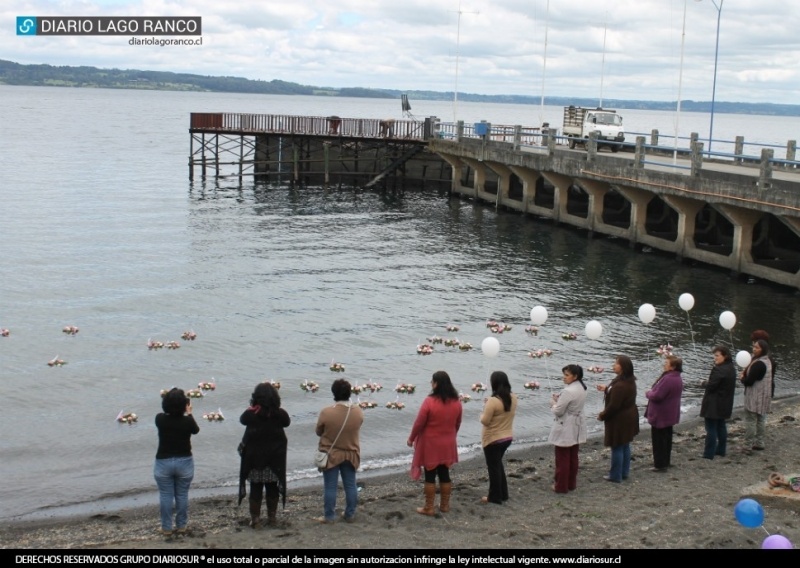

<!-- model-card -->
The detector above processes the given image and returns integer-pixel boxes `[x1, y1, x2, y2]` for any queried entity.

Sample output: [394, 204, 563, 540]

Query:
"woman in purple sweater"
[645, 355, 684, 472]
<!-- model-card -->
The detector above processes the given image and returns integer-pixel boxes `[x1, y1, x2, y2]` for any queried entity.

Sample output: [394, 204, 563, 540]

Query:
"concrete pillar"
[663, 196, 705, 258]
[547, 128, 556, 155]
[691, 141, 704, 176]
[513, 125, 522, 150]
[577, 179, 610, 234]
[509, 165, 541, 214]
[717, 205, 763, 271]
[541, 172, 572, 223]
[634, 136, 645, 170]
[485, 162, 513, 209]
[759, 148, 774, 189]
[456, 121, 464, 142]
[650, 129, 659, 146]
[462, 157, 486, 197]
[735, 136, 744, 163]
[437, 153, 466, 195]
[587, 131, 599, 162]
[786, 140, 796, 166]
[615, 185, 653, 245]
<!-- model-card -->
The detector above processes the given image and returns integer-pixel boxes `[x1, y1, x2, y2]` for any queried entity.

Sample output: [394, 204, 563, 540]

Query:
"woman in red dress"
[407, 370, 463, 516]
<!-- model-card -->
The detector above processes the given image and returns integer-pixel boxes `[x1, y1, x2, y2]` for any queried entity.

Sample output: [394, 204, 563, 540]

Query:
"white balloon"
[585, 320, 603, 340]
[481, 337, 500, 358]
[530, 306, 548, 326]
[719, 311, 737, 330]
[735, 350, 752, 368]
[638, 303, 656, 324]
[678, 293, 695, 312]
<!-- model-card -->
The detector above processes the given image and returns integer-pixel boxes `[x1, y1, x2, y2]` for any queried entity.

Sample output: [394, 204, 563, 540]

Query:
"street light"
[673, 0, 702, 165]
[707, 0, 724, 153]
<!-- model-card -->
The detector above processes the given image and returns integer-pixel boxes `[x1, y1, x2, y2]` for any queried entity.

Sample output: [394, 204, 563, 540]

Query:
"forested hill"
[2, 59, 799, 117]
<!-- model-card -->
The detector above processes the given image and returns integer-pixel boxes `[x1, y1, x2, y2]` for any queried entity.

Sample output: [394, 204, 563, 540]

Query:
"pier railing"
[190, 113, 427, 140]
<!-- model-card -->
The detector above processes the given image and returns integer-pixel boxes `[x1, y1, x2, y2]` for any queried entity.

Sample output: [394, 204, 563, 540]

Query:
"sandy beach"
[2, 397, 798, 550]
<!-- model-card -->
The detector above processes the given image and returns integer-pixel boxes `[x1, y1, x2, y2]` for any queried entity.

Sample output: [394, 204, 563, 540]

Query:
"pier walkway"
[189, 112, 800, 288]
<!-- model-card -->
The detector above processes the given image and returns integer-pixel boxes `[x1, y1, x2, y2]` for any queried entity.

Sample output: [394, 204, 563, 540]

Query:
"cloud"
[2, 0, 799, 104]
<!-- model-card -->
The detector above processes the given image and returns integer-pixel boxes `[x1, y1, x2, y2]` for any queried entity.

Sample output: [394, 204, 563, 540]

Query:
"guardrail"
[437, 121, 799, 178]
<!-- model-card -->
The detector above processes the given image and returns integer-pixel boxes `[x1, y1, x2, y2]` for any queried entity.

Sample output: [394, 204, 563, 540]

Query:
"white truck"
[562, 106, 625, 152]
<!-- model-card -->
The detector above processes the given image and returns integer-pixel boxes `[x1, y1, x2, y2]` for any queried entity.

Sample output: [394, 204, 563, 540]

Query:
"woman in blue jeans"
[315, 379, 364, 523]
[597, 355, 639, 482]
[154, 388, 200, 536]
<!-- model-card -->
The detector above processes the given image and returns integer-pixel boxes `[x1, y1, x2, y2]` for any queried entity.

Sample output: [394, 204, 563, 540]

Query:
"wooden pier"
[189, 113, 448, 187]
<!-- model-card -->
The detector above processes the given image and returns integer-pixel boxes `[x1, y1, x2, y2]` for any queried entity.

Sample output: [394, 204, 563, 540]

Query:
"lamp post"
[673, 0, 689, 164]
[707, 0, 723, 153]
[539, 0, 550, 125]
[673, 0, 702, 165]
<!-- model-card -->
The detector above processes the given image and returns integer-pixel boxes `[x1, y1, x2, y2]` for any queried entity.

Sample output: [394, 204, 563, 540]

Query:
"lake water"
[1, 85, 798, 521]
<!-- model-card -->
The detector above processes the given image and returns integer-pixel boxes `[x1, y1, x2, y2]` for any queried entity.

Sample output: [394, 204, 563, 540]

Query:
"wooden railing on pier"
[190, 113, 428, 140]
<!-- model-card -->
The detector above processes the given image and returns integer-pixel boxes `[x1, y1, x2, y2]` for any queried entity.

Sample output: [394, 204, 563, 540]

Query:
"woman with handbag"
[239, 382, 291, 529]
[315, 379, 364, 523]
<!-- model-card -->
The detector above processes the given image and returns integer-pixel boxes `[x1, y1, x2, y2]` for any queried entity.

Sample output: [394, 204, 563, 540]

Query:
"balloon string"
[538, 333, 553, 391]
[686, 313, 697, 356]
[729, 330, 735, 352]
[760, 525, 771, 537]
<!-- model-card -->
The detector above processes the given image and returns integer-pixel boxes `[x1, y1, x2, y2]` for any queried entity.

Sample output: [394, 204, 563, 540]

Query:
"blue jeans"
[703, 418, 728, 458]
[609, 444, 631, 482]
[322, 461, 357, 521]
[154, 456, 194, 531]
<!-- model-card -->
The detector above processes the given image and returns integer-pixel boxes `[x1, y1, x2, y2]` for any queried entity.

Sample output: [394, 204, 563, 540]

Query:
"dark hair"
[489, 371, 513, 411]
[331, 379, 352, 402]
[430, 370, 459, 402]
[250, 382, 281, 416]
[162, 388, 188, 416]
[665, 355, 683, 373]
[562, 364, 587, 391]
[753, 339, 770, 357]
[750, 329, 770, 342]
[712, 345, 732, 362]
[615, 355, 635, 380]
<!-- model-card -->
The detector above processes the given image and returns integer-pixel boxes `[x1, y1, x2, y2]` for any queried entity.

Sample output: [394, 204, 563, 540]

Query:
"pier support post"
[324, 142, 330, 184]
[691, 141, 704, 176]
[457, 121, 465, 142]
[189, 134, 194, 181]
[547, 128, 556, 156]
[650, 129, 659, 147]
[513, 125, 522, 151]
[718, 205, 763, 273]
[759, 149, 774, 190]
[587, 132, 598, 162]
[634, 136, 645, 170]
[787, 140, 796, 166]
[735, 136, 745, 164]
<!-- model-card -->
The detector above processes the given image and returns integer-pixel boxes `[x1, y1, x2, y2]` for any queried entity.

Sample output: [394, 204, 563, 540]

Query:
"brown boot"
[416, 482, 437, 516]
[266, 494, 279, 526]
[249, 499, 262, 529]
[439, 482, 452, 513]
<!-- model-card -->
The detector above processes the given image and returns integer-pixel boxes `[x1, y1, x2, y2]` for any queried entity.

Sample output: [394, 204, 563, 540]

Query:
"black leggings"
[249, 481, 279, 503]
[424, 465, 451, 484]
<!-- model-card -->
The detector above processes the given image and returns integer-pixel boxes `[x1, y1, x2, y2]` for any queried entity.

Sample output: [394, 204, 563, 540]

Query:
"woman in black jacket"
[699, 345, 736, 459]
[239, 382, 290, 528]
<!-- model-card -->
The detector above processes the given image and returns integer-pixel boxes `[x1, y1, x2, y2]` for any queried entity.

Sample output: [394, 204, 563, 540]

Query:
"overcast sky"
[4, 0, 798, 104]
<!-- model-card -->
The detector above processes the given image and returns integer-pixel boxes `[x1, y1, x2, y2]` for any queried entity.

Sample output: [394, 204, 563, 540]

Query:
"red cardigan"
[408, 396, 462, 480]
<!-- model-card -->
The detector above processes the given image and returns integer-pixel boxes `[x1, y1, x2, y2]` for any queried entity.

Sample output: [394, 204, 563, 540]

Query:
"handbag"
[315, 403, 351, 470]
[314, 450, 329, 469]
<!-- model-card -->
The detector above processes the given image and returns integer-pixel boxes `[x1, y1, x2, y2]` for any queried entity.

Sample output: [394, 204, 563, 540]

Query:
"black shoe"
[602, 475, 621, 483]
[650, 467, 668, 472]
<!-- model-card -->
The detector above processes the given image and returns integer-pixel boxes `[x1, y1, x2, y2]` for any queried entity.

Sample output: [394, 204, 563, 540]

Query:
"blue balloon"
[734, 498, 764, 528]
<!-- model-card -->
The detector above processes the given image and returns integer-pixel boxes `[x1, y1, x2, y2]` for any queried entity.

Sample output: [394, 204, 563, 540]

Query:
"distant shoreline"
[3, 59, 800, 117]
